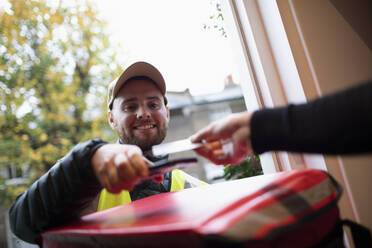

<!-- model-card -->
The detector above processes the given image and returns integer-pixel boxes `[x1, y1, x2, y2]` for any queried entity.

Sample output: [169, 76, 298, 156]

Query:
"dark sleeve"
[250, 80, 372, 155]
[9, 139, 107, 244]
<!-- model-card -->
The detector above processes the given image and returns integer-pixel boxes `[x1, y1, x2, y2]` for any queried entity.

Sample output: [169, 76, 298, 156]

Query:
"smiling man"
[9, 62, 206, 245]
[109, 77, 169, 151]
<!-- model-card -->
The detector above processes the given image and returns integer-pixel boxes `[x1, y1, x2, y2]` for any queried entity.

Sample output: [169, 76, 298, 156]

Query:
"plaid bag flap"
[197, 169, 342, 243]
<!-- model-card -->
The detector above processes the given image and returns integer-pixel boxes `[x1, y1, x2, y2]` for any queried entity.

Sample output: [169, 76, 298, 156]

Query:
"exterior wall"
[221, 1, 372, 244]
[277, 0, 372, 231]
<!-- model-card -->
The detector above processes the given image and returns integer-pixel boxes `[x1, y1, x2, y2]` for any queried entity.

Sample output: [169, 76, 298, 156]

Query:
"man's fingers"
[91, 143, 152, 193]
[113, 153, 131, 181]
[102, 174, 113, 192]
[118, 162, 136, 182]
[143, 157, 153, 166]
[129, 153, 149, 177]
[125, 147, 148, 177]
[106, 162, 119, 187]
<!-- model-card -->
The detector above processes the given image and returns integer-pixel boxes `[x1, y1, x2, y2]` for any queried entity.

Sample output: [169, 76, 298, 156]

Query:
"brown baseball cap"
[107, 61, 167, 109]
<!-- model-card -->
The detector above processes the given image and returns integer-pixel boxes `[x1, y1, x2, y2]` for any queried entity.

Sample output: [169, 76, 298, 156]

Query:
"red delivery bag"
[41, 169, 371, 248]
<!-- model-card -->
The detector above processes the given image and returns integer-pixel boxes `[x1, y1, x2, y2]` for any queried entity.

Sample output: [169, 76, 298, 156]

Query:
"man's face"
[108, 79, 169, 151]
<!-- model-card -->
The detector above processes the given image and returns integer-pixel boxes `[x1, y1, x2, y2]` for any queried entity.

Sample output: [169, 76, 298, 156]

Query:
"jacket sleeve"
[9, 138, 107, 244]
[251, 80, 372, 155]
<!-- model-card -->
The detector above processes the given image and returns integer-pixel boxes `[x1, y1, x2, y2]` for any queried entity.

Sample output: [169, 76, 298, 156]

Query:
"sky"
[93, 0, 236, 95]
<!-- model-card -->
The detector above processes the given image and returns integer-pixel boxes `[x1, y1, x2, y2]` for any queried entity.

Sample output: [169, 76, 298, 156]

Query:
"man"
[9, 61, 206, 245]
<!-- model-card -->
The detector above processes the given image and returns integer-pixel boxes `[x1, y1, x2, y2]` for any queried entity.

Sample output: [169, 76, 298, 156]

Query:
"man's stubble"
[119, 121, 168, 151]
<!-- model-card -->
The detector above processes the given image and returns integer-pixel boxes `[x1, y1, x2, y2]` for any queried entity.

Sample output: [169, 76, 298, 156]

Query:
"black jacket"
[9, 139, 171, 245]
[251, 80, 372, 154]
[9, 139, 106, 244]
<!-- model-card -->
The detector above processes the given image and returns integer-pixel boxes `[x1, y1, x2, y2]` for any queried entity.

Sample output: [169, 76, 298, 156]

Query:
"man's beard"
[120, 126, 167, 151]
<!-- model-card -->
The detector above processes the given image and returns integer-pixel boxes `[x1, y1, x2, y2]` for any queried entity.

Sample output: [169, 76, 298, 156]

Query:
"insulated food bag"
[42, 169, 371, 248]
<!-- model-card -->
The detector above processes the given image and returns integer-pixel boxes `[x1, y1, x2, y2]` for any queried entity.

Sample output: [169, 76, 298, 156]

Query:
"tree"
[0, 0, 121, 206]
[203, 0, 227, 37]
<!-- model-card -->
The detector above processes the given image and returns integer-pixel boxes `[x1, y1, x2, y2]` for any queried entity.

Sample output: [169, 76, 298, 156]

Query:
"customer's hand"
[190, 112, 253, 165]
[91, 144, 151, 193]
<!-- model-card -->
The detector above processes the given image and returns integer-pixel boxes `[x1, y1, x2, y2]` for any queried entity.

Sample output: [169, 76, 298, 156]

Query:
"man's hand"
[190, 112, 253, 165]
[91, 144, 150, 194]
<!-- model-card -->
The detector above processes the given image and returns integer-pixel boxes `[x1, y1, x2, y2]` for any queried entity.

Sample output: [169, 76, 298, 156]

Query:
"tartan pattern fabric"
[208, 169, 340, 241]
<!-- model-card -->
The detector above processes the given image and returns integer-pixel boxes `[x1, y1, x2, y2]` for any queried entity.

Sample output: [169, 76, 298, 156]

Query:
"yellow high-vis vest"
[97, 169, 206, 211]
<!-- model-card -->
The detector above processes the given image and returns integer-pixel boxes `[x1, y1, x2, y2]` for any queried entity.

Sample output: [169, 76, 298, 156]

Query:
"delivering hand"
[91, 144, 154, 194]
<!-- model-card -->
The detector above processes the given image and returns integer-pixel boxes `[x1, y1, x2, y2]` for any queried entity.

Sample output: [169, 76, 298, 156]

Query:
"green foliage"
[221, 156, 263, 180]
[203, 0, 227, 37]
[0, 0, 121, 206]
